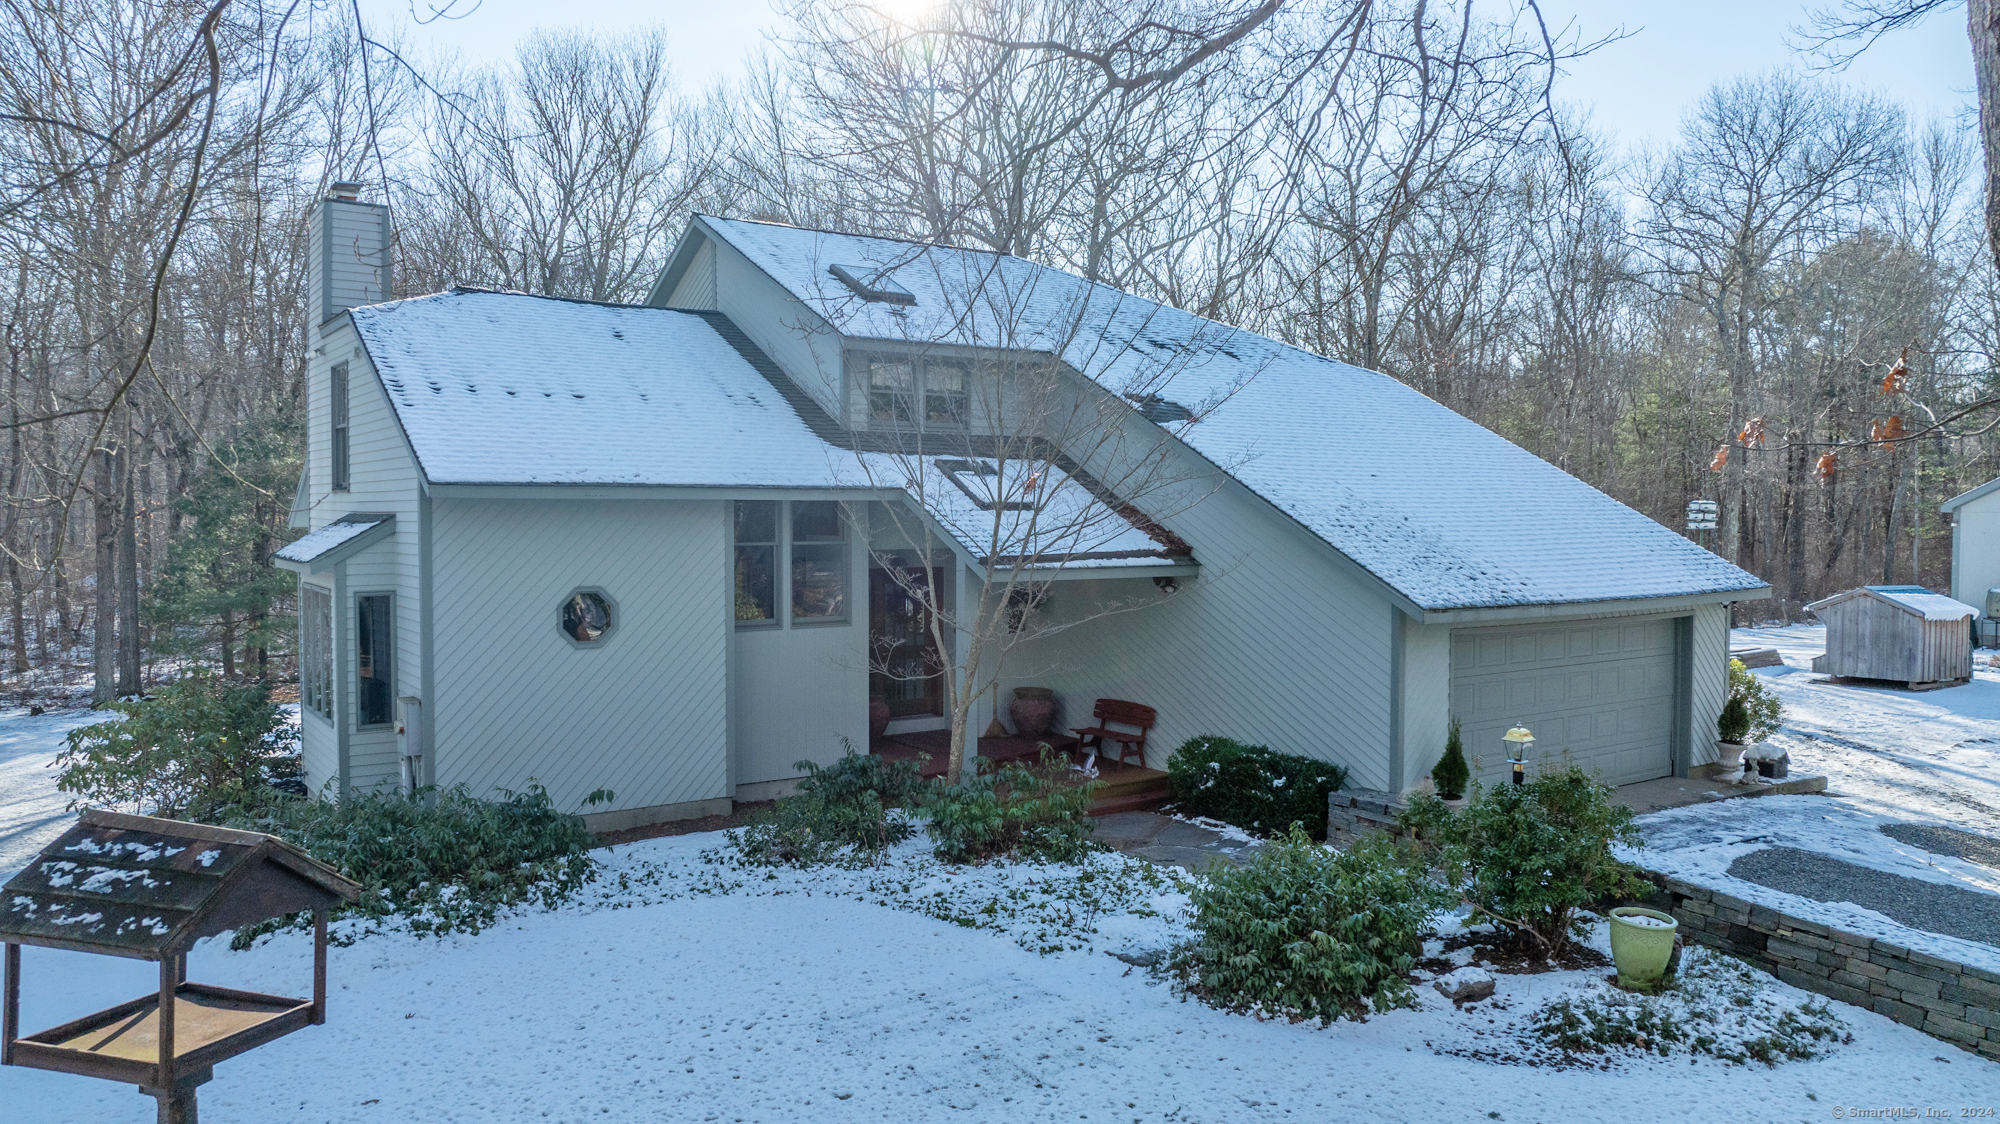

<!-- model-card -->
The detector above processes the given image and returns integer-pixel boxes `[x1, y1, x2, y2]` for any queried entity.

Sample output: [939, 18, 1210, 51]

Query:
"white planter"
[1715, 740, 1748, 781]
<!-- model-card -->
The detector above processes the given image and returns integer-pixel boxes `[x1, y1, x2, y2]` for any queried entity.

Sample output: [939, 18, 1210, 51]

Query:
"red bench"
[1073, 699, 1156, 774]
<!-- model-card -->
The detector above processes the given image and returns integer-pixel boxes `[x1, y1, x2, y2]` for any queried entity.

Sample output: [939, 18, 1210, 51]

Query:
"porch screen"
[300, 585, 333, 720]
[355, 593, 393, 727]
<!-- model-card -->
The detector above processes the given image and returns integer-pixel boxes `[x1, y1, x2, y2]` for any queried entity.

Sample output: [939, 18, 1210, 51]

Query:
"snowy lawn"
[0, 707, 103, 876]
[3, 829, 1996, 1124]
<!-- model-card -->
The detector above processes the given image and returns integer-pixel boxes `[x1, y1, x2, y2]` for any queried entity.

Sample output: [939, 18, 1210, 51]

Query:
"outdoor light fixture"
[1503, 725, 1535, 785]
[1152, 575, 1179, 595]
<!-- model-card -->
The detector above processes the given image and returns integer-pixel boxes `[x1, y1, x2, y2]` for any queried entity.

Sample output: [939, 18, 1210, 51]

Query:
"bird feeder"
[0, 810, 359, 1124]
[1502, 726, 1535, 785]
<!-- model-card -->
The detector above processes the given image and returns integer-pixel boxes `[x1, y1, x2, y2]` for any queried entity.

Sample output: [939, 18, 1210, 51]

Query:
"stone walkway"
[1093, 811, 1263, 871]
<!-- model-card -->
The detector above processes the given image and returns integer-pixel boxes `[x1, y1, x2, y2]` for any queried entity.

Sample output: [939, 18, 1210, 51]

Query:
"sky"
[349, 0, 1976, 153]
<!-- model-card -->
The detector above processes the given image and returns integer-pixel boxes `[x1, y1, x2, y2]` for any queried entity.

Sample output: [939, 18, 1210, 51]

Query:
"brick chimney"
[309, 181, 391, 339]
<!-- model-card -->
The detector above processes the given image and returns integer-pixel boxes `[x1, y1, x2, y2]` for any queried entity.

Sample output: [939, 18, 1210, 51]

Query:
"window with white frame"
[300, 584, 333, 720]
[355, 593, 393, 727]
[790, 501, 847, 622]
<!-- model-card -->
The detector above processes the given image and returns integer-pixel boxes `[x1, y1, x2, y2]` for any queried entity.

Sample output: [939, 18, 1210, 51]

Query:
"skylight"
[1127, 394, 1194, 423]
[828, 263, 916, 306]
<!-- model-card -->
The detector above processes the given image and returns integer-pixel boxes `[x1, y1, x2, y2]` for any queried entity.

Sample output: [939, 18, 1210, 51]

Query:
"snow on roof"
[345, 291, 1171, 566]
[274, 516, 389, 564]
[1809, 585, 1978, 621]
[694, 216, 1767, 611]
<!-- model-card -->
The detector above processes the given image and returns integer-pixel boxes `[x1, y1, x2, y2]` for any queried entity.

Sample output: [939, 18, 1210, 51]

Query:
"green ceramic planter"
[1608, 906, 1679, 992]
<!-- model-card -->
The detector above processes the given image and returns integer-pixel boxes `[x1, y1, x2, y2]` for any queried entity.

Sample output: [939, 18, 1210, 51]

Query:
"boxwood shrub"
[1166, 735, 1348, 838]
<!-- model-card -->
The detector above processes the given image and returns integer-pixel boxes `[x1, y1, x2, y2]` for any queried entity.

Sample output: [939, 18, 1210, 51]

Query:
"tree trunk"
[117, 431, 141, 695]
[91, 446, 116, 704]
[1972, 0, 2000, 270]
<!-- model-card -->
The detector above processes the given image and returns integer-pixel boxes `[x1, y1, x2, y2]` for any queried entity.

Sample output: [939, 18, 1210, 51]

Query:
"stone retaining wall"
[1654, 873, 2000, 1058]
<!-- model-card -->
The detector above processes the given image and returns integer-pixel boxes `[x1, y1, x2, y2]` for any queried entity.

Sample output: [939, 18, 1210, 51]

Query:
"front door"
[870, 567, 944, 717]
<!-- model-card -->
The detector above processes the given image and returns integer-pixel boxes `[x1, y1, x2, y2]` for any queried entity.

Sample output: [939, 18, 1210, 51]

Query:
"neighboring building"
[276, 188, 1769, 831]
[1942, 478, 2000, 636]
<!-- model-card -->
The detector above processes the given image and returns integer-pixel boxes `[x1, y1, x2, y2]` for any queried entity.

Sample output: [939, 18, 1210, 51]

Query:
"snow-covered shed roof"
[342, 291, 1180, 568]
[1807, 585, 1977, 622]
[677, 216, 1767, 612]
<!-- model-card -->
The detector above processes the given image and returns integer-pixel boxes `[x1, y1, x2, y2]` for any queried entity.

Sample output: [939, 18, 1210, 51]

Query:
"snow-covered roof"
[1808, 585, 1978, 621]
[344, 291, 1176, 567]
[274, 516, 392, 567]
[687, 216, 1768, 611]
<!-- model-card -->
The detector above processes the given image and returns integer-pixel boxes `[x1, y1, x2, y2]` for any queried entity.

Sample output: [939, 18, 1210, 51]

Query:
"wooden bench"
[1073, 699, 1156, 773]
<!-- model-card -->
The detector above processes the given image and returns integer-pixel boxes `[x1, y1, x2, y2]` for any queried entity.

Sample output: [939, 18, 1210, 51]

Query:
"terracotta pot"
[868, 696, 891, 738]
[1010, 687, 1056, 739]
[1440, 795, 1468, 810]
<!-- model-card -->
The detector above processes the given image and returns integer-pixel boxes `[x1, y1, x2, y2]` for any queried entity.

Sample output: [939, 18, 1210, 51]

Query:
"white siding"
[299, 318, 425, 796]
[1398, 615, 1452, 792]
[1953, 488, 2000, 609]
[1690, 602, 1729, 768]
[309, 199, 391, 328]
[1001, 473, 1399, 788]
[666, 237, 718, 310]
[709, 238, 846, 419]
[431, 498, 729, 816]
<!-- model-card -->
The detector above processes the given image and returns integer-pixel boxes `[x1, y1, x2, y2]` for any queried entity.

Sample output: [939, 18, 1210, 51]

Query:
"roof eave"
[1417, 584, 1772, 626]
[1941, 474, 2000, 513]
[273, 514, 397, 574]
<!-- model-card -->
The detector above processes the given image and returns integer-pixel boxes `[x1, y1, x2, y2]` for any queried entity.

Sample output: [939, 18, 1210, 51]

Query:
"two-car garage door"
[1448, 618, 1679, 788]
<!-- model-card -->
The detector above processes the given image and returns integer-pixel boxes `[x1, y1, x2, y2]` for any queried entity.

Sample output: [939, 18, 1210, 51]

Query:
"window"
[790, 501, 847, 622]
[926, 361, 968, 426]
[300, 585, 333, 720]
[734, 500, 778, 623]
[867, 359, 915, 428]
[355, 594, 392, 727]
[561, 589, 614, 645]
[330, 363, 350, 492]
[859, 353, 969, 430]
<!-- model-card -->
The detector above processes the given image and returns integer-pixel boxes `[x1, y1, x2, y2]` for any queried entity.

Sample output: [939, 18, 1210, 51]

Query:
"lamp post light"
[1503, 726, 1535, 786]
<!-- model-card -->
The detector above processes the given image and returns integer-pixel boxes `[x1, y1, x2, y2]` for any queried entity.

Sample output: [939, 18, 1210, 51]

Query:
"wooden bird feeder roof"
[0, 809, 360, 960]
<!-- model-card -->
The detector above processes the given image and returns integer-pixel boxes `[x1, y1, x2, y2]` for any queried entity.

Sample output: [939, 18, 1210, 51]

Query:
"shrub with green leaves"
[224, 783, 600, 944]
[731, 748, 927, 866]
[926, 754, 1096, 864]
[1174, 828, 1447, 1023]
[56, 672, 297, 820]
[1166, 736, 1348, 839]
[1532, 947, 1848, 1064]
[1431, 718, 1470, 799]
[1724, 658, 1782, 742]
[1401, 766, 1648, 958]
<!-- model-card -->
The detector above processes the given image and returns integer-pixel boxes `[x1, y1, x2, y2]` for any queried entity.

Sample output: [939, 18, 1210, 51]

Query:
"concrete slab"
[1093, 811, 1263, 872]
[1615, 773, 1828, 816]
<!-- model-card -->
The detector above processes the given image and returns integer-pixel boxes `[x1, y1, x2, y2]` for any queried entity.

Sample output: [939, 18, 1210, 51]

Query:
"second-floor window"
[331, 363, 350, 492]
[859, 353, 969, 430]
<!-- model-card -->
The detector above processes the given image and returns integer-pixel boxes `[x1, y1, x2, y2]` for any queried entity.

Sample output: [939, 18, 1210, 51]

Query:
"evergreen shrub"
[1166, 735, 1348, 838]
[1430, 718, 1470, 799]
[926, 754, 1096, 864]
[55, 672, 297, 820]
[1401, 766, 1648, 957]
[1175, 828, 1446, 1023]
[732, 747, 927, 866]
[1723, 658, 1782, 742]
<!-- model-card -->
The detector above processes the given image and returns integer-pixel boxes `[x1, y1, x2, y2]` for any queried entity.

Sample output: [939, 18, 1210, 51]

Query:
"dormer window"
[829, 263, 916, 306]
[859, 353, 969, 430]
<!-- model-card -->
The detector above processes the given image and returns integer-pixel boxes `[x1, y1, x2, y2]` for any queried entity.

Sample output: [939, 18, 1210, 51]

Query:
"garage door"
[1448, 618, 1678, 788]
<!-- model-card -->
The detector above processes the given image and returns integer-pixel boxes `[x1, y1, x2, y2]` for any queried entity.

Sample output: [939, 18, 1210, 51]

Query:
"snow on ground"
[0, 707, 102, 877]
[5, 831, 1995, 1124]
[1630, 625, 2000, 970]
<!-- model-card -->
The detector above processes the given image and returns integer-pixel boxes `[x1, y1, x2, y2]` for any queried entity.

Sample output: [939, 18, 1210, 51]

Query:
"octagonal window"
[561, 589, 614, 645]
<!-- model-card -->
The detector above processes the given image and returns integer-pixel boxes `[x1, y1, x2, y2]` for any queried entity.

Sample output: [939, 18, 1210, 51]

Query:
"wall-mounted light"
[1153, 576, 1179, 595]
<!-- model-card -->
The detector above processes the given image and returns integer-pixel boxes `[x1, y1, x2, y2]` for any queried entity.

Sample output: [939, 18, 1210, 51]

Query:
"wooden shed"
[1806, 585, 1977, 688]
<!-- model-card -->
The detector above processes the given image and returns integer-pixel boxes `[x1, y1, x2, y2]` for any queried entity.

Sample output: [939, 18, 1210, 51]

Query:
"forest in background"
[2, 0, 1997, 700]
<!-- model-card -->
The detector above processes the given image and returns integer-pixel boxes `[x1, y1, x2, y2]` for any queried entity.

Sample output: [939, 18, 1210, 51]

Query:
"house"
[1941, 477, 2000, 644]
[275, 185, 1770, 831]
[1806, 585, 1976, 687]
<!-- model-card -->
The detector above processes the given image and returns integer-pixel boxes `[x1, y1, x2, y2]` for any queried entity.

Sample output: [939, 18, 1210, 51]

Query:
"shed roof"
[680, 216, 1769, 612]
[0, 810, 360, 959]
[1806, 585, 1978, 621]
